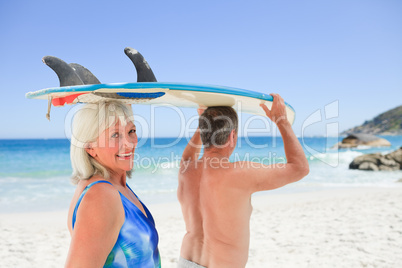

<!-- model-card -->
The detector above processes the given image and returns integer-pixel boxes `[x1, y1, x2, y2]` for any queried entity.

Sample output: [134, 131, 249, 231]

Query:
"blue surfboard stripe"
[26, 82, 295, 114]
[116, 92, 165, 99]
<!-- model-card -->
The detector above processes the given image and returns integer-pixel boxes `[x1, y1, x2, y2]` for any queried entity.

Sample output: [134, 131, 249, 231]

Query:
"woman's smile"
[116, 151, 134, 160]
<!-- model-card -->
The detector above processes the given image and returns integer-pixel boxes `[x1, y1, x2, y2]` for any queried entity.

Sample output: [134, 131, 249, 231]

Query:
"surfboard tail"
[69, 63, 101, 85]
[124, 47, 157, 82]
[42, 56, 101, 87]
[42, 56, 84, 87]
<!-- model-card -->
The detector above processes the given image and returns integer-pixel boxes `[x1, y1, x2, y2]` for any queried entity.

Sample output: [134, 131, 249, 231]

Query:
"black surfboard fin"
[42, 56, 84, 87]
[69, 63, 101, 85]
[124, 47, 157, 82]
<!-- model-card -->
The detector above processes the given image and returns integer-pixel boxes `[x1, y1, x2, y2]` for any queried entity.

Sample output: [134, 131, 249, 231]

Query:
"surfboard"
[26, 82, 296, 124]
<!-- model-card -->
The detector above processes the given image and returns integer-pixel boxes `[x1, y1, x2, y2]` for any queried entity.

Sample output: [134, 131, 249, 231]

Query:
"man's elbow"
[290, 162, 309, 182]
[301, 163, 310, 177]
[297, 162, 309, 179]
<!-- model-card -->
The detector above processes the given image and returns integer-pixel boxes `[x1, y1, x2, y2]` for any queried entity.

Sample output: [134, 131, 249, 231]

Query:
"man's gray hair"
[199, 106, 238, 148]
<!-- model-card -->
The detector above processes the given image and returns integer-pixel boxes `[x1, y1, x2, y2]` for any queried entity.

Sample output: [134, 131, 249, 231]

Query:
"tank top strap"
[126, 183, 140, 200]
[72, 180, 113, 229]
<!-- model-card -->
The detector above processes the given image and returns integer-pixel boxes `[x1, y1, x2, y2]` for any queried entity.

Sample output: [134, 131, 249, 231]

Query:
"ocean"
[1, 136, 401, 213]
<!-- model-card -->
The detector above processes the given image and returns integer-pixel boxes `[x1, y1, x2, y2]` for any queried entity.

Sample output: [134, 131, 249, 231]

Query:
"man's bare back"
[178, 159, 253, 267]
[178, 95, 309, 268]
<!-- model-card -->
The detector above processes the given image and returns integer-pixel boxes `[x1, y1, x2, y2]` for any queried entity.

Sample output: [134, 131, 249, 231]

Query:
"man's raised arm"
[180, 108, 205, 166]
[238, 94, 309, 193]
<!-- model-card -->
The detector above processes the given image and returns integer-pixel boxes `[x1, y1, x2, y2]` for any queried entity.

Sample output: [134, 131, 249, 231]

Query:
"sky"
[0, 0, 401, 139]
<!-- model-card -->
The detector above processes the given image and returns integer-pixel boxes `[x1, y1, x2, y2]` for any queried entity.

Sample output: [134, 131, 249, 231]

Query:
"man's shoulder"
[180, 162, 246, 181]
[180, 160, 250, 172]
[179, 159, 201, 178]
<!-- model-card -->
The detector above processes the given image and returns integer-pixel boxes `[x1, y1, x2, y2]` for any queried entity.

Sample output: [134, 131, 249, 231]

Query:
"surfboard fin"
[124, 47, 157, 82]
[41, 49, 157, 119]
[42, 56, 102, 119]
[42, 56, 84, 87]
[69, 63, 101, 85]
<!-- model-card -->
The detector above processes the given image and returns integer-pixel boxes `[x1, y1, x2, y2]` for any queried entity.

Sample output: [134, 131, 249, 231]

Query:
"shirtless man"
[177, 94, 309, 268]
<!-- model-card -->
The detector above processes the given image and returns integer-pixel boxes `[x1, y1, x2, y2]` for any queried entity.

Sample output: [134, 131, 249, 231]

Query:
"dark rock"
[349, 147, 402, 171]
[385, 146, 402, 164]
[378, 165, 400, 171]
[349, 153, 381, 169]
[358, 162, 379, 171]
[336, 134, 391, 149]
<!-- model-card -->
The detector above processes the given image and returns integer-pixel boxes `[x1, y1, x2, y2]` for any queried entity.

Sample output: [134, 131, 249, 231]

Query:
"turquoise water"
[1, 136, 401, 213]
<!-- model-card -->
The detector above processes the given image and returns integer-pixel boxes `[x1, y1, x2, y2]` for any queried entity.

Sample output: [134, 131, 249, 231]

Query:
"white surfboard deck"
[26, 82, 295, 124]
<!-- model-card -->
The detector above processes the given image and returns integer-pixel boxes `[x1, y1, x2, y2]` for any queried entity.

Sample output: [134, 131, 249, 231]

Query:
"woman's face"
[89, 120, 138, 175]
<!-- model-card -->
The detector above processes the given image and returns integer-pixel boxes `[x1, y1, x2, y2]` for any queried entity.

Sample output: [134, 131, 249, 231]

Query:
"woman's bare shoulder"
[67, 176, 123, 232]
[78, 177, 121, 207]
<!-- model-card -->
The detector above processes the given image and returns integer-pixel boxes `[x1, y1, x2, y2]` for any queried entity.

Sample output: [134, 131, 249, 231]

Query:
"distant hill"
[342, 105, 402, 135]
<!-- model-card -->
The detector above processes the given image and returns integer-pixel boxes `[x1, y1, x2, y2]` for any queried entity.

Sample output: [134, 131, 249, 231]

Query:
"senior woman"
[65, 100, 161, 267]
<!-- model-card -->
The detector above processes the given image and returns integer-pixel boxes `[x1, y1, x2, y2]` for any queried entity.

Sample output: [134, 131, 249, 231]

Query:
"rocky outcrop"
[342, 105, 402, 135]
[333, 133, 391, 149]
[349, 147, 402, 171]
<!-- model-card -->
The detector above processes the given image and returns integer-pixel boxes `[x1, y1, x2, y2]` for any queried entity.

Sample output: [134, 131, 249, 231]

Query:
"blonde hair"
[70, 101, 134, 184]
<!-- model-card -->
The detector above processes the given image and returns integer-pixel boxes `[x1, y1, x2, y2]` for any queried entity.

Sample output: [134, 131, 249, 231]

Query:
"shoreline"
[1, 186, 401, 267]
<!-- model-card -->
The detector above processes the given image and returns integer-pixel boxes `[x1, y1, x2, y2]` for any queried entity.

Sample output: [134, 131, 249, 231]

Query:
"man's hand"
[197, 107, 206, 116]
[260, 94, 288, 126]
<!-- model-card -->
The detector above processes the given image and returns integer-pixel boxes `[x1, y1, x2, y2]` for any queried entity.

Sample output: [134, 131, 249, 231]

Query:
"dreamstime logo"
[131, 152, 287, 173]
[63, 100, 340, 167]
[300, 100, 339, 167]
[64, 101, 281, 150]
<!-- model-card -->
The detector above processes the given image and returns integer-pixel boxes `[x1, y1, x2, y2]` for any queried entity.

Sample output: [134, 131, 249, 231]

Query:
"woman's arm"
[65, 183, 124, 268]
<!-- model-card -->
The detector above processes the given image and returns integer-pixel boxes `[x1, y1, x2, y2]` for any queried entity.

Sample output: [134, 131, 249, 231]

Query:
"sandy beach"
[1, 186, 401, 268]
